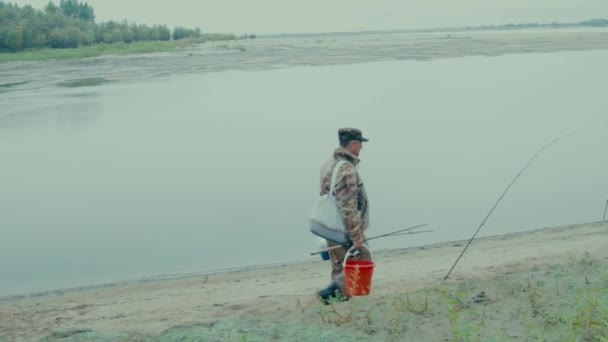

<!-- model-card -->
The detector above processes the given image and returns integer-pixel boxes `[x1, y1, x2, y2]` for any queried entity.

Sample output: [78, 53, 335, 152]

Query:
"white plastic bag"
[309, 161, 348, 242]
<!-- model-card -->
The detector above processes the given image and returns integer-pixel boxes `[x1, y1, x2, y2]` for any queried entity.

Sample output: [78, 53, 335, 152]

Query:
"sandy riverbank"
[1, 221, 607, 340]
[2, 29, 608, 93]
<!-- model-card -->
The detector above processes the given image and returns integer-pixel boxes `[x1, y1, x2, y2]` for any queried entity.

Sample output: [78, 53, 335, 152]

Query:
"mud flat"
[1, 29, 608, 93]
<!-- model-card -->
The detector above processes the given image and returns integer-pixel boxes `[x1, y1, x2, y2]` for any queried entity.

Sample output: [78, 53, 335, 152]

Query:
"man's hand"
[353, 239, 363, 249]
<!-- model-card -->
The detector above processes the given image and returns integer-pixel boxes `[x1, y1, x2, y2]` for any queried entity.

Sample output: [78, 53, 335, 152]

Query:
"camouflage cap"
[338, 128, 369, 143]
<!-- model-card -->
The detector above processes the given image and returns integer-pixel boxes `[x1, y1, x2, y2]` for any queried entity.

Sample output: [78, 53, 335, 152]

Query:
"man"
[317, 128, 372, 304]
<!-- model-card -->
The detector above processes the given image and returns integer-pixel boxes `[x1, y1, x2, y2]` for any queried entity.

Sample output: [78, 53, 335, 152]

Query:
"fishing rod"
[365, 223, 429, 241]
[310, 223, 431, 255]
[380, 230, 434, 238]
[441, 134, 571, 283]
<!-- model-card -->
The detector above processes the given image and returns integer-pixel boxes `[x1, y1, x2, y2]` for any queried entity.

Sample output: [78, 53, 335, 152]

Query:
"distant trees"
[172, 26, 201, 40]
[57, 0, 95, 22]
[579, 19, 608, 27]
[95, 21, 171, 44]
[48, 26, 87, 48]
[467, 19, 608, 32]
[0, 0, 209, 52]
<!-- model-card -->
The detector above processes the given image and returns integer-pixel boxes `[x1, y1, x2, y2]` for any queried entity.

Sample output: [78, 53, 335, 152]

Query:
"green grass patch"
[0, 35, 237, 63]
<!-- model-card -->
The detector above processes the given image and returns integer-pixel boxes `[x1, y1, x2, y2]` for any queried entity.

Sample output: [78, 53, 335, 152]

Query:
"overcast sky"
[13, 0, 608, 34]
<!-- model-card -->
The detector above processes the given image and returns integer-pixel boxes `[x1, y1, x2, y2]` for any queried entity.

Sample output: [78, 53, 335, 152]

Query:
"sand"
[1, 221, 606, 340]
[2, 29, 608, 91]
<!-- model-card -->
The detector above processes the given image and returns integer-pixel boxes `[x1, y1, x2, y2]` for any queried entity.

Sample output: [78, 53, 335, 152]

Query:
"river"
[1, 32, 607, 296]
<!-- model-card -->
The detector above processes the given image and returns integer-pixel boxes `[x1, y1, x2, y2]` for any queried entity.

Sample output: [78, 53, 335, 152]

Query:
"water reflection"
[0, 91, 102, 131]
[56, 77, 109, 88]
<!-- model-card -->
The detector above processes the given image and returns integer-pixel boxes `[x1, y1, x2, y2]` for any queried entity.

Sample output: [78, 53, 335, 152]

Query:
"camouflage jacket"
[319, 147, 370, 242]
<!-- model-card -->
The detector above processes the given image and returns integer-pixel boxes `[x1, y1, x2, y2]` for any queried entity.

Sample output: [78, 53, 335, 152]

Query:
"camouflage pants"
[327, 238, 372, 294]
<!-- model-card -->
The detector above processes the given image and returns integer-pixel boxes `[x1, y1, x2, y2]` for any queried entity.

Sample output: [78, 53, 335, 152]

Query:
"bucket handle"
[342, 244, 374, 269]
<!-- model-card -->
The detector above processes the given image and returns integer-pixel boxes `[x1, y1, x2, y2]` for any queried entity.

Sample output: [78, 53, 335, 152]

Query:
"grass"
[0, 35, 238, 63]
[42, 252, 608, 341]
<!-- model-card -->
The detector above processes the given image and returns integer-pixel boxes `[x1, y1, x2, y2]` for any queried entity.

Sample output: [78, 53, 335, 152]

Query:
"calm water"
[1, 50, 607, 296]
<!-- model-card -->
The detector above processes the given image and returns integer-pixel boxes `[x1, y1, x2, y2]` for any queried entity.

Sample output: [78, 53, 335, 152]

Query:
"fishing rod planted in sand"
[441, 134, 572, 284]
[310, 223, 432, 256]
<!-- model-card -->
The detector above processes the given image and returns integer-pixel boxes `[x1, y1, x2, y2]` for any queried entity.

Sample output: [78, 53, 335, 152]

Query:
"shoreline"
[0, 220, 595, 302]
[1, 220, 607, 340]
[1, 25, 607, 65]
[2, 29, 608, 95]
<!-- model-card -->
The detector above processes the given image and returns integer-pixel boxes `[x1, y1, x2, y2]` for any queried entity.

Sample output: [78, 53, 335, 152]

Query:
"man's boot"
[317, 282, 349, 305]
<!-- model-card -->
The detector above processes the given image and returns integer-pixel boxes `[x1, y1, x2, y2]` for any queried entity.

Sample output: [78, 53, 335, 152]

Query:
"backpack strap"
[329, 160, 347, 196]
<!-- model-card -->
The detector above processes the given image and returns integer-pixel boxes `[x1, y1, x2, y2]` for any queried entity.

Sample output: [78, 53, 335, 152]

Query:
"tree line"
[0, 0, 210, 52]
[466, 19, 608, 31]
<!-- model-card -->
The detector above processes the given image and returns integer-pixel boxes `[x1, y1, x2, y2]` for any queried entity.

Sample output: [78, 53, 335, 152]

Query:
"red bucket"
[343, 247, 375, 296]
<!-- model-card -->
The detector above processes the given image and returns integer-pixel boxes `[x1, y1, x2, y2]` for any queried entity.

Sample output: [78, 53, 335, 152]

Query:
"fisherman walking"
[316, 128, 372, 304]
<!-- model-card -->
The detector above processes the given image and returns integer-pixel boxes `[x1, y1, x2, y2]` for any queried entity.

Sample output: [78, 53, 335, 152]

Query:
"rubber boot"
[317, 282, 349, 305]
